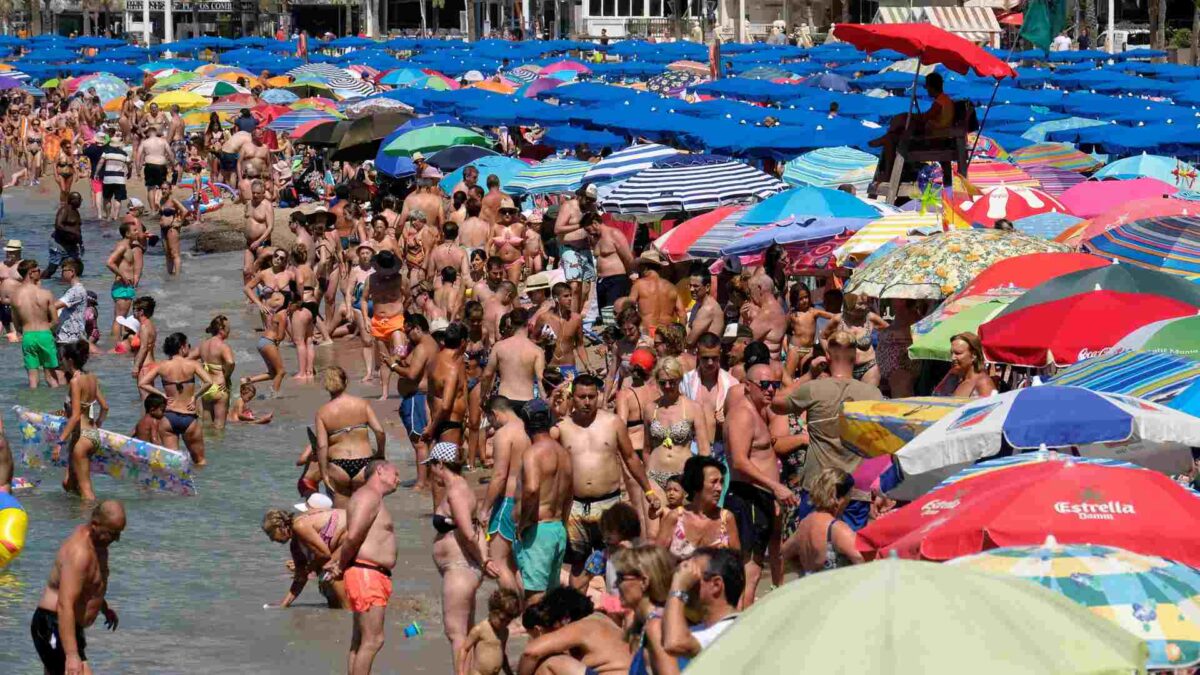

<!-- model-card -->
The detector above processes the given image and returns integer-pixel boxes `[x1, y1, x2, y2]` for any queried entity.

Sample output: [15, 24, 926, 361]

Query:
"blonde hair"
[809, 467, 854, 513]
[654, 356, 684, 381]
[323, 366, 347, 395]
[951, 332, 985, 372]
[611, 544, 677, 605]
[827, 330, 856, 350]
[261, 509, 291, 538]
[656, 323, 686, 356]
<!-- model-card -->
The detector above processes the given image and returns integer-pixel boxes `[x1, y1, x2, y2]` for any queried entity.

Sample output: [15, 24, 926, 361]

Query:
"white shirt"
[691, 613, 738, 648]
[1052, 35, 1072, 51]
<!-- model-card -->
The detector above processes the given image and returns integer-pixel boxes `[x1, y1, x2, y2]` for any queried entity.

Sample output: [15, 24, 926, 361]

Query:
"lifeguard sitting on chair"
[869, 72, 956, 179]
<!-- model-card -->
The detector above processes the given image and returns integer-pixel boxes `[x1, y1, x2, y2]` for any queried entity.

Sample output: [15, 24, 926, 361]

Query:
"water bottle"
[403, 621, 422, 639]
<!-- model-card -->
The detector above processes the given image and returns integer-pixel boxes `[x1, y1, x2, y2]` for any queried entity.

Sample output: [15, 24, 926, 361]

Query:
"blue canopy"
[720, 217, 870, 255]
[739, 186, 881, 226]
[541, 126, 626, 150]
[328, 36, 378, 48]
[23, 48, 77, 63]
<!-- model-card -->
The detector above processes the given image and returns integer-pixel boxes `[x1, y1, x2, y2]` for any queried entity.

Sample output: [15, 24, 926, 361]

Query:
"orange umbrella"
[103, 96, 124, 113]
[473, 79, 516, 94]
[265, 75, 292, 87]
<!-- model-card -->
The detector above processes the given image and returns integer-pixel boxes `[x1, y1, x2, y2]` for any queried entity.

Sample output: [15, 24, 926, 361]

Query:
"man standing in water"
[386, 313, 437, 491]
[45, 192, 84, 280]
[0, 239, 24, 339]
[12, 259, 62, 388]
[106, 219, 144, 340]
[423, 322, 468, 449]
[31, 500, 125, 675]
[479, 396, 529, 593]
[482, 308, 545, 405]
[136, 125, 172, 214]
[326, 460, 400, 675]
[365, 251, 409, 398]
[516, 399, 572, 602]
[242, 180, 273, 281]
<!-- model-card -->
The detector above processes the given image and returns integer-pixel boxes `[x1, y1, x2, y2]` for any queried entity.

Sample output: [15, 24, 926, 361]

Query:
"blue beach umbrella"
[738, 185, 882, 226]
[260, 89, 299, 104]
[23, 48, 77, 63]
[1047, 350, 1200, 403]
[584, 142, 680, 185]
[782, 147, 878, 192]
[439, 155, 528, 194]
[1012, 212, 1085, 239]
[1095, 154, 1200, 189]
[1082, 215, 1200, 280]
[507, 158, 591, 195]
[721, 216, 870, 255]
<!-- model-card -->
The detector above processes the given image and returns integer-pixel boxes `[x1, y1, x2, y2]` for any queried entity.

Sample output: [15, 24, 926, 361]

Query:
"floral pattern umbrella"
[646, 70, 706, 95]
[845, 229, 1069, 299]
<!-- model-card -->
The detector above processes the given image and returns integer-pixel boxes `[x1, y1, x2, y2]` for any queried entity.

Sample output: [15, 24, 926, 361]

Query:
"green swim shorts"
[22, 330, 59, 370]
[111, 282, 136, 301]
[515, 520, 567, 593]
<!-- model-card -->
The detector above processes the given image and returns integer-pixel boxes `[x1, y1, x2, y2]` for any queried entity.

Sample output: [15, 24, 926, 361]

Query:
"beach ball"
[0, 491, 28, 569]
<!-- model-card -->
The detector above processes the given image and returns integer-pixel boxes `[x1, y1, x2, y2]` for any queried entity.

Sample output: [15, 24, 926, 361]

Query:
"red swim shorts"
[344, 562, 392, 613]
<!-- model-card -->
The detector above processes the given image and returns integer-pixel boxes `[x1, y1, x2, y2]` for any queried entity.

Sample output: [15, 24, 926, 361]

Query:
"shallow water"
[0, 194, 450, 673]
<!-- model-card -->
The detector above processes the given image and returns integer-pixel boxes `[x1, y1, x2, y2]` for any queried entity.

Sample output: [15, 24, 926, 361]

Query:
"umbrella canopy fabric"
[149, 90, 209, 111]
[260, 88, 299, 104]
[438, 155, 528, 195]
[184, 79, 249, 98]
[840, 397, 967, 458]
[959, 186, 1070, 225]
[600, 155, 786, 215]
[328, 110, 416, 162]
[738, 186, 881, 226]
[685, 558, 1147, 675]
[859, 452, 1200, 568]
[965, 160, 1040, 189]
[293, 119, 346, 145]
[1046, 350, 1200, 403]
[342, 96, 414, 119]
[834, 212, 943, 263]
[1024, 164, 1088, 196]
[507, 159, 591, 195]
[831, 24, 1017, 78]
[979, 289, 1195, 367]
[381, 126, 489, 157]
[652, 205, 755, 261]
[1082, 216, 1200, 279]
[846, 229, 1068, 300]
[781, 147, 878, 193]
[951, 543, 1200, 669]
[1012, 211, 1084, 239]
[994, 262, 1200, 319]
[1059, 178, 1180, 218]
[1095, 154, 1200, 190]
[1010, 142, 1102, 173]
[583, 142, 680, 185]
[1070, 197, 1197, 243]
[427, 144, 500, 172]
[267, 109, 343, 133]
[1114, 315, 1200, 356]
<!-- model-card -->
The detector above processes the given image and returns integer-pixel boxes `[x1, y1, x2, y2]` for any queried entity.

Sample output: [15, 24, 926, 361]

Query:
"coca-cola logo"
[920, 498, 960, 516]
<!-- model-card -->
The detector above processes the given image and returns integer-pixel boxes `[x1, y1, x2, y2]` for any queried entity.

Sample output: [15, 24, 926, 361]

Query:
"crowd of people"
[0, 69, 1013, 675]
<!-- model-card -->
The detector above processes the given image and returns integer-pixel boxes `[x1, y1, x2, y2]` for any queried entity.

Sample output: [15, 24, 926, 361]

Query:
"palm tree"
[28, 0, 42, 35]
[1148, 0, 1163, 49]
[1082, 0, 1097, 47]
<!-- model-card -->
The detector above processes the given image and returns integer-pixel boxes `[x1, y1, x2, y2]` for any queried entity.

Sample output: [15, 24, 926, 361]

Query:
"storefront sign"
[126, 0, 235, 11]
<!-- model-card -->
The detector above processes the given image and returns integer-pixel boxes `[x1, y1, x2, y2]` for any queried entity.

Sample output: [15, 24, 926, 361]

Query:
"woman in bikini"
[613, 545, 680, 675]
[58, 340, 110, 502]
[138, 332, 215, 466]
[314, 366, 385, 508]
[289, 243, 322, 381]
[935, 331, 997, 398]
[203, 113, 227, 180]
[490, 215, 526, 285]
[53, 136, 77, 204]
[821, 293, 888, 387]
[781, 467, 863, 575]
[242, 290, 290, 397]
[197, 315, 235, 430]
[25, 117, 44, 186]
[615, 347, 658, 530]
[402, 215, 429, 287]
[655, 456, 739, 559]
[158, 189, 189, 276]
[641, 356, 710, 538]
[261, 507, 349, 609]
[243, 248, 295, 330]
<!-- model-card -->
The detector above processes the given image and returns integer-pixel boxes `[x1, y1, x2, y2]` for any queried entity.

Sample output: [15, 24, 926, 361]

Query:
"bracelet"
[668, 590, 689, 604]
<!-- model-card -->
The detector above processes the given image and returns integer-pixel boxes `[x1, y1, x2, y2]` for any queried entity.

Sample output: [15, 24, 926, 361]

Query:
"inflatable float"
[177, 177, 237, 215]
[0, 491, 27, 569]
[15, 406, 197, 496]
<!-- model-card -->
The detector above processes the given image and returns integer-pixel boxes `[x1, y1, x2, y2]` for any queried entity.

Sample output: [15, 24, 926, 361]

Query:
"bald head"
[746, 363, 773, 382]
[750, 275, 775, 295]
[91, 500, 127, 545]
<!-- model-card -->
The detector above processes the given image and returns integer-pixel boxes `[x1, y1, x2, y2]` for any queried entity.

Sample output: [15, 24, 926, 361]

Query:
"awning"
[964, 0, 1019, 8]
[873, 6, 923, 24]
[926, 6, 1002, 43]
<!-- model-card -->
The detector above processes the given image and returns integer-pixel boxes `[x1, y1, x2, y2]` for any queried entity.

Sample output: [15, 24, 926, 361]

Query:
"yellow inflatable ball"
[0, 491, 28, 569]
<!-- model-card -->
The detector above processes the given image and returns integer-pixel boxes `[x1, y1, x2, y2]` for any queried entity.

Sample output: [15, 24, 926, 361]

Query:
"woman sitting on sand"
[262, 507, 349, 609]
[314, 366, 385, 508]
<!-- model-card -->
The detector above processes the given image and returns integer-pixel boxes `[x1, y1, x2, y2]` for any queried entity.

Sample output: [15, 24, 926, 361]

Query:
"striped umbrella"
[781, 146, 879, 193]
[286, 63, 354, 80]
[507, 158, 591, 195]
[260, 88, 299, 104]
[1013, 211, 1084, 239]
[1083, 215, 1200, 279]
[1011, 142, 1102, 173]
[653, 205, 764, 261]
[966, 133, 1008, 160]
[584, 142, 680, 185]
[833, 212, 942, 263]
[326, 74, 377, 100]
[600, 154, 786, 215]
[840, 397, 968, 458]
[966, 160, 1040, 188]
[952, 542, 1200, 669]
[1067, 198, 1197, 245]
[1046, 350, 1200, 403]
[1114, 315, 1200, 356]
[1024, 164, 1087, 196]
[267, 109, 343, 133]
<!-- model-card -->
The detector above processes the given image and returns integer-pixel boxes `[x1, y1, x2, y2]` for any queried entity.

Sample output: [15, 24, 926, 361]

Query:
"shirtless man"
[533, 282, 587, 379]
[423, 322, 468, 449]
[325, 460, 400, 675]
[481, 308, 545, 404]
[433, 268, 465, 322]
[452, 165, 480, 197]
[32, 500, 125, 675]
[472, 256, 504, 306]
[427, 221, 469, 282]
[594, 215, 634, 326]
[554, 184, 599, 314]
[238, 127, 271, 184]
[482, 280, 517, 346]
[136, 125, 173, 214]
[243, 180, 274, 281]
[458, 198, 490, 255]
[686, 268, 724, 347]
[12, 260, 62, 388]
[620, 249, 684, 335]
[478, 396, 529, 593]
[105, 220, 143, 340]
[745, 275, 788, 366]
[0, 239, 23, 338]
[363, 251, 409, 398]
[479, 174, 504, 226]
[518, 586, 632, 675]
[725, 362, 796, 608]
[218, 129, 252, 185]
[555, 375, 660, 585]
[514, 399, 572, 602]
[784, 284, 835, 385]
[399, 178, 445, 232]
[385, 313, 437, 490]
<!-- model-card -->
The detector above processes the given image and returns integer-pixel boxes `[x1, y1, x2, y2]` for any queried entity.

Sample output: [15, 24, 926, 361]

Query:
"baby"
[456, 588, 521, 675]
[229, 383, 274, 424]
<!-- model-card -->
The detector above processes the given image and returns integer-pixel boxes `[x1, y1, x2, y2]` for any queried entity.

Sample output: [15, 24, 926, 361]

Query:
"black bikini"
[432, 514, 456, 534]
[328, 423, 372, 477]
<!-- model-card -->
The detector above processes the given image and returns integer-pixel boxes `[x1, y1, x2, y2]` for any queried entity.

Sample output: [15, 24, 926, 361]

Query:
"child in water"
[456, 588, 521, 675]
[229, 383, 274, 424]
[132, 393, 166, 446]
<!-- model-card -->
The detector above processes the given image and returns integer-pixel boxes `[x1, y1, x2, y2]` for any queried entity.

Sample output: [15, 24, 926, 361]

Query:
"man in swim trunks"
[243, 180, 274, 282]
[385, 313, 437, 491]
[105, 218, 144, 341]
[594, 215, 635, 327]
[516, 399, 572, 603]
[532, 282, 587, 381]
[218, 128, 252, 185]
[423, 321, 468, 449]
[325, 460, 399, 675]
[481, 308, 544, 405]
[0, 239, 22, 339]
[46, 192, 84, 281]
[618, 249, 684, 336]
[458, 197, 491, 255]
[136, 124, 172, 214]
[555, 375, 659, 586]
[364, 250, 408, 399]
[12, 259, 62, 388]
[478, 396, 529, 593]
[555, 184, 599, 314]
[32, 500, 125, 675]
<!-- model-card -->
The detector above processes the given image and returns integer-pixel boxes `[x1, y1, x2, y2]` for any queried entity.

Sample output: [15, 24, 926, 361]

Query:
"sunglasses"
[754, 379, 782, 392]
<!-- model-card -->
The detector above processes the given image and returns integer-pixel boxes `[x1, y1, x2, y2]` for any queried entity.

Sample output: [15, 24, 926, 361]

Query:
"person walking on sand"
[324, 460, 401, 675]
[515, 399, 573, 604]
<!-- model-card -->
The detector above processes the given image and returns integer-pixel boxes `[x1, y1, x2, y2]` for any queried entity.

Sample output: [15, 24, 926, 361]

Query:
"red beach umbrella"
[832, 23, 1018, 79]
[960, 186, 1071, 225]
[953, 252, 1108, 300]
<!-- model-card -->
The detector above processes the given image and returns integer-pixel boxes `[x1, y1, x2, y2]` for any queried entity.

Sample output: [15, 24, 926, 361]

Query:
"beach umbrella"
[652, 205, 763, 261]
[1023, 165, 1087, 196]
[251, 103, 292, 123]
[995, 262, 1200, 321]
[518, 77, 561, 99]
[839, 397, 967, 458]
[378, 67, 431, 87]
[958, 186, 1071, 226]
[1068, 197, 1197, 244]
[326, 74, 378, 100]
[285, 62, 354, 81]
[832, 24, 1017, 78]
[861, 448, 1200, 567]
[1082, 215, 1200, 279]
[23, 48, 77, 63]
[833, 212, 942, 263]
[1023, 117, 1108, 143]
[952, 542, 1200, 669]
[149, 90, 209, 111]
[720, 217, 870, 256]
[583, 142, 680, 186]
[666, 60, 710, 76]
[0, 75, 22, 91]
[471, 78, 516, 95]
[1095, 154, 1200, 190]
[290, 96, 340, 113]
[540, 59, 590, 76]
[646, 70, 705, 95]
[343, 97, 414, 119]
[152, 71, 199, 90]
[964, 160, 1040, 189]
[600, 154, 787, 215]
[507, 158, 591, 195]
[781, 147, 878, 193]
[1113, 315, 1200, 357]
[327, 110, 416, 162]
[1046, 350, 1200, 403]
[1010, 142, 1102, 173]
[267, 109, 343, 134]
[185, 79, 250, 98]
[260, 88, 298, 104]
[685, 558, 1147, 675]
[205, 92, 261, 113]
[427, 144, 499, 172]
[1013, 211, 1084, 239]
[964, 133, 1008, 160]
[846, 229, 1069, 300]
[381, 125, 489, 157]
[738, 186, 881, 226]
[292, 119, 346, 145]
[1059, 178, 1180, 218]
[438, 155, 527, 195]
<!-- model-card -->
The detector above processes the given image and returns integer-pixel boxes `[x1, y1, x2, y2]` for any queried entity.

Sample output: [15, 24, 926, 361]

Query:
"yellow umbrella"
[834, 212, 942, 263]
[265, 75, 292, 87]
[839, 397, 967, 457]
[150, 90, 211, 111]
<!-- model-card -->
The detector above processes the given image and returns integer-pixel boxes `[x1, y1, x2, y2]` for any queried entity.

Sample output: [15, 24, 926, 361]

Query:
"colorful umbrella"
[540, 59, 591, 76]
[1012, 211, 1084, 239]
[185, 79, 250, 98]
[831, 24, 1017, 78]
[685, 558, 1147, 675]
[833, 212, 942, 263]
[267, 109, 343, 134]
[381, 126, 489, 157]
[965, 160, 1040, 189]
[782, 231, 856, 273]
[519, 77, 562, 99]
[149, 90, 209, 111]
[471, 78, 516, 95]
[1095, 154, 1200, 190]
[378, 67, 432, 87]
[1024, 164, 1087, 196]
[1082, 215, 1200, 279]
[1022, 117, 1108, 143]
[507, 158, 591, 195]
[859, 453, 1200, 568]
[966, 132, 1008, 160]
[1059, 178, 1180, 218]
[952, 542, 1200, 669]
[1069, 197, 1197, 244]
[342, 96, 413, 119]
[1046, 350, 1200, 403]
[290, 96, 340, 113]
[840, 397, 968, 458]
[71, 73, 127, 103]
[151, 71, 199, 90]
[646, 70, 705, 95]
[994, 260, 1200, 319]
[958, 186, 1070, 226]
[738, 186, 881, 225]
[427, 144, 499, 172]
[584, 142, 680, 185]
[781, 147, 878, 193]
[979, 289, 1196, 366]
[652, 205, 765, 261]
[260, 88, 299, 104]
[1010, 142, 1102, 173]
[292, 118, 345, 144]
[600, 154, 786, 215]
[1113, 315, 1200, 356]
[846, 229, 1069, 299]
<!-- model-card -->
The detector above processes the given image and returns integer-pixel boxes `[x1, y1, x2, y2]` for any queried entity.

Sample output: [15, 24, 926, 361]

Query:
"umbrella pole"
[902, 50, 923, 134]
[967, 43, 1019, 168]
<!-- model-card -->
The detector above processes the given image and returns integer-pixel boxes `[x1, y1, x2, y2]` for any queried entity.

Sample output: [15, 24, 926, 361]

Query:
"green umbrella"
[686, 558, 1148, 675]
[1113, 315, 1200, 355]
[381, 126, 489, 157]
[909, 295, 1013, 361]
[152, 71, 199, 91]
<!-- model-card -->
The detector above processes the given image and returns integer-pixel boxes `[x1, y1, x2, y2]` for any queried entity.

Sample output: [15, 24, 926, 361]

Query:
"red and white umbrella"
[959, 186, 1071, 226]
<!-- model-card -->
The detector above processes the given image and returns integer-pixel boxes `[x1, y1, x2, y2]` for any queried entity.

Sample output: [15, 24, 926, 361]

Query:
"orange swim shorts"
[344, 561, 393, 613]
[370, 313, 405, 341]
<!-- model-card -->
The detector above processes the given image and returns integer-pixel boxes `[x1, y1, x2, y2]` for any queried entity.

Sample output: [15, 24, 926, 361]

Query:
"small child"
[456, 588, 521, 675]
[229, 383, 274, 424]
[133, 393, 166, 445]
[663, 474, 686, 511]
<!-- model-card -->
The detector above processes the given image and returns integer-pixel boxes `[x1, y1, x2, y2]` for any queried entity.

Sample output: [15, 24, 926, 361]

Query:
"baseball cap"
[429, 317, 450, 334]
[524, 272, 551, 293]
[4, 239, 21, 251]
[629, 348, 656, 373]
[421, 441, 460, 464]
[127, 197, 145, 210]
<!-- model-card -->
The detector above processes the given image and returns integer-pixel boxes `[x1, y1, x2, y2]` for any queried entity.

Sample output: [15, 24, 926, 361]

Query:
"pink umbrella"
[959, 186, 1070, 225]
[522, 77, 562, 99]
[541, 59, 591, 76]
[1023, 165, 1085, 196]
[1058, 177, 1179, 218]
[1072, 197, 1198, 242]
[420, 69, 461, 90]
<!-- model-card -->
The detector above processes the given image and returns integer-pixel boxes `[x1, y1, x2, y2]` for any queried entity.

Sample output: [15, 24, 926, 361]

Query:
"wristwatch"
[669, 590, 690, 604]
